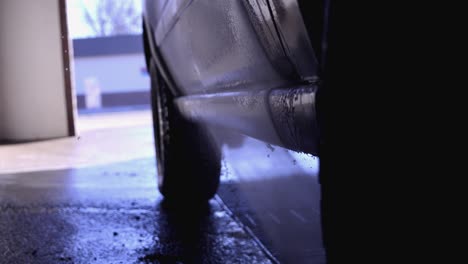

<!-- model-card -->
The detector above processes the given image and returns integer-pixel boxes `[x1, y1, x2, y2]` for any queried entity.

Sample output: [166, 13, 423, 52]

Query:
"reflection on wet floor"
[0, 110, 324, 263]
[216, 132, 325, 264]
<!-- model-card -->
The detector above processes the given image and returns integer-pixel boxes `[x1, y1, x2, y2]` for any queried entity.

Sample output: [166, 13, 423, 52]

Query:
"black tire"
[143, 23, 221, 205]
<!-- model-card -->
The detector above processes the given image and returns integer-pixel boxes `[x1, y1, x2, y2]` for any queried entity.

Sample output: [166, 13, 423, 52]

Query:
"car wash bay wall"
[0, 0, 75, 142]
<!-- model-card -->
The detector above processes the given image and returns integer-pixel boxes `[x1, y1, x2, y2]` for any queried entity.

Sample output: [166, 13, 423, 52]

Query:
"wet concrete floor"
[0, 111, 325, 263]
[0, 158, 274, 264]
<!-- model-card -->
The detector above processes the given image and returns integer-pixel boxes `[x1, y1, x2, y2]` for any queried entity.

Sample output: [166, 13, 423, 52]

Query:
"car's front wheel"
[146, 57, 221, 206]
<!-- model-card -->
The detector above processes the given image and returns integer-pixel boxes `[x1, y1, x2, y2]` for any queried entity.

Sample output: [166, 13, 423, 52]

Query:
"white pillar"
[0, 0, 75, 141]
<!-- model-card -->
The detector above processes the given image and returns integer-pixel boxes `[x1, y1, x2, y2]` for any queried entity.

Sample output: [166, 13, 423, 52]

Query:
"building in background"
[72, 35, 150, 110]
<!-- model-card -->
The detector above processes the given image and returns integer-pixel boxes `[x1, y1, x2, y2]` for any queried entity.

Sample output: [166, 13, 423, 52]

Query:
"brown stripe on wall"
[58, 0, 76, 136]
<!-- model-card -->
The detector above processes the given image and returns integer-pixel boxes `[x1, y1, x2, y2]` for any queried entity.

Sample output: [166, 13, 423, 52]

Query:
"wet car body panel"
[146, 0, 318, 95]
[143, 0, 322, 154]
[175, 83, 319, 154]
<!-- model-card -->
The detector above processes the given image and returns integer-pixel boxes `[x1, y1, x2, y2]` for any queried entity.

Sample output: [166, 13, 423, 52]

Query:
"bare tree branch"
[82, 2, 100, 35]
[81, 0, 141, 37]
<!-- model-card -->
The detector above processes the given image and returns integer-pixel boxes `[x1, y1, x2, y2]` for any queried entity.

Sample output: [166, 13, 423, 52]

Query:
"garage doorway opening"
[66, 0, 152, 126]
[62, 0, 155, 168]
